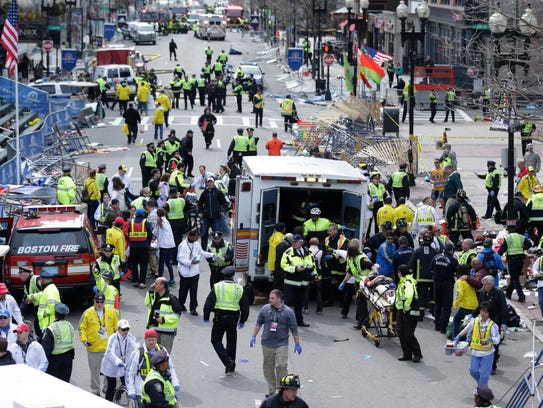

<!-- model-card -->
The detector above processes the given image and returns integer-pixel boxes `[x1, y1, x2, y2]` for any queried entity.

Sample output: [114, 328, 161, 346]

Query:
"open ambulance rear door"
[233, 176, 255, 275]
[257, 188, 279, 279]
[341, 191, 366, 239]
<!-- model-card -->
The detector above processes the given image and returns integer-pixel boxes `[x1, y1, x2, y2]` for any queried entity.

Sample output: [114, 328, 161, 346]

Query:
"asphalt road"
[56, 30, 541, 407]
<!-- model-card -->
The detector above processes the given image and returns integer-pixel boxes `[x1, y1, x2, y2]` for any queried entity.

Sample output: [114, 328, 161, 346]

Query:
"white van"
[233, 156, 368, 282]
[93, 64, 137, 99]
[196, 14, 226, 40]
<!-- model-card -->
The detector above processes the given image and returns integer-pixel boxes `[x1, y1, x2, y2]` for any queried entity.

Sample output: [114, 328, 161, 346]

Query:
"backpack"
[482, 251, 497, 277]
[80, 186, 90, 203]
[458, 204, 470, 229]
[506, 304, 521, 327]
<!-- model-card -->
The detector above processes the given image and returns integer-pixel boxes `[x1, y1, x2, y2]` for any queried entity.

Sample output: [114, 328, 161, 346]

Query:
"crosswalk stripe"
[269, 119, 278, 129]
[111, 117, 123, 125]
[141, 117, 150, 125]
[242, 117, 250, 126]
[106, 115, 280, 128]
[216, 116, 224, 126]
[190, 116, 198, 125]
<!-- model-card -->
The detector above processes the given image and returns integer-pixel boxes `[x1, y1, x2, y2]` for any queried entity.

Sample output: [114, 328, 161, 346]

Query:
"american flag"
[1, 0, 18, 77]
[363, 45, 393, 65]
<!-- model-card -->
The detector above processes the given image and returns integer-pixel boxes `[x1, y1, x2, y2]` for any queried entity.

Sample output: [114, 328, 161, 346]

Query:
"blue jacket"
[376, 241, 396, 277]
[477, 248, 504, 287]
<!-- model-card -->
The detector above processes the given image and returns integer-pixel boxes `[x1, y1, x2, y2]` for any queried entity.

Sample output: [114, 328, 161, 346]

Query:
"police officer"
[26, 268, 60, 341]
[482, 86, 490, 116]
[387, 163, 410, 205]
[95, 242, 123, 296]
[197, 74, 207, 106]
[428, 89, 437, 123]
[458, 239, 478, 265]
[233, 81, 244, 113]
[217, 49, 228, 65]
[367, 172, 387, 235]
[19, 266, 41, 316]
[498, 225, 532, 302]
[521, 120, 537, 155]
[430, 243, 458, 333]
[141, 350, 178, 407]
[203, 266, 249, 375]
[253, 88, 264, 128]
[57, 167, 77, 204]
[140, 142, 157, 188]
[227, 128, 249, 167]
[444, 87, 456, 122]
[96, 164, 109, 198]
[205, 45, 214, 64]
[169, 74, 182, 109]
[280, 95, 297, 132]
[96, 75, 110, 108]
[208, 231, 234, 288]
[246, 127, 259, 157]
[395, 265, 423, 362]
[41, 303, 75, 382]
[482, 160, 502, 220]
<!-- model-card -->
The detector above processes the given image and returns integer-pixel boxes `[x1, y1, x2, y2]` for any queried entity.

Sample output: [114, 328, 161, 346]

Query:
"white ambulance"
[234, 156, 368, 283]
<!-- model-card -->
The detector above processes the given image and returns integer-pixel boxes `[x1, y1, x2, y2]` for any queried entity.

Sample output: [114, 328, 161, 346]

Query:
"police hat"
[221, 266, 236, 276]
[211, 231, 223, 239]
[237, 128, 244, 133]
[246, 127, 254, 132]
[18, 266, 32, 274]
[399, 163, 408, 169]
[54, 303, 70, 315]
[146, 142, 155, 148]
[97, 164, 107, 170]
[101, 243, 115, 252]
[150, 349, 169, 367]
[487, 160, 496, 166]
[62, 167, 71, 173]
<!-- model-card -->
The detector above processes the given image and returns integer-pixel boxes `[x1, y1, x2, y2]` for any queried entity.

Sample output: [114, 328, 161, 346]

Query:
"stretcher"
[359, 278, 396, 347]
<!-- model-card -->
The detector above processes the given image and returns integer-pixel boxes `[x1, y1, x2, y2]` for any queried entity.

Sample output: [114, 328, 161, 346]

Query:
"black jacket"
[0, 350, 15, 366]
[198, 187, 227, 219]
[431, 252, 458, 284]
[180, 136, 193, 159]
[473, 287, 508, 326]
[259, 392, 309, 408]
[123, 107, 141, 126]
[500, 198, 529, 230]
[274, 240, 292, 273]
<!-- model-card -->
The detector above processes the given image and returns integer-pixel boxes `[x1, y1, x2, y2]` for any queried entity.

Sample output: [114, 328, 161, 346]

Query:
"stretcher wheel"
[361, 327, 367, 337]
[374, 339, 380, 347]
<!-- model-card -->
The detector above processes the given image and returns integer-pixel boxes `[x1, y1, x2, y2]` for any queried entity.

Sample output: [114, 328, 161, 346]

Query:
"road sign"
[324, 53, 334, 66]
[42, 40, 54, 52]
[48, 25, 64, 31]
[287, 47, 304, 71]
[467, 66, 478, 78]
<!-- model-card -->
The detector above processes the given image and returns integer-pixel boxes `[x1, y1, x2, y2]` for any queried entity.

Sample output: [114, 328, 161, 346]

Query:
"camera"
[153, 310, 160, 319]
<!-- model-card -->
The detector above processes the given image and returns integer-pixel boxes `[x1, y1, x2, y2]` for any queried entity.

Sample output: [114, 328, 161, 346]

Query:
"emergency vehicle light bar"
[331, 179, 362, 184]
[23, 205, 82, 213]
[260, 176, 297, 181]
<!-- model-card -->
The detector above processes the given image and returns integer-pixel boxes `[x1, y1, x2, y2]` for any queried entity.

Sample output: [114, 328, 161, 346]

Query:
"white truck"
[233, 156, 368, 283]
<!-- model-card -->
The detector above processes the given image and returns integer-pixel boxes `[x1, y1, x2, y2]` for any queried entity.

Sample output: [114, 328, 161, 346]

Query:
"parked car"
[238, 62, 265, 89]
[132, 23, 157, 45]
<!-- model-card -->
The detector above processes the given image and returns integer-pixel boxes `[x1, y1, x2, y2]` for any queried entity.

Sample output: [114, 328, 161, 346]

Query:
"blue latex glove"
[128, 393, 137, 400]
[501, 324, 507, 332]
[453, 335, 460, 344]
[250, 336, 256, 347]
[238, 323, 244, 329]
[118, 362, 125, 368]
[338, 282, 345, 291]
[174, 385, 180, 392]
[490, 190, 495, 197]
[294, 344, 302, 354]
[120, 272, 125, 277]
[203, 319, 209, 323]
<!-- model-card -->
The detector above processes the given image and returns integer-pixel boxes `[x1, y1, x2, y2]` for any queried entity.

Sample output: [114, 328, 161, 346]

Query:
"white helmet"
[310, 207, 321, 215]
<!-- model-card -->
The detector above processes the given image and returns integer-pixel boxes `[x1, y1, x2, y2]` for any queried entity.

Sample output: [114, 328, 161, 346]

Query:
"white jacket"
[9, 340, 48, 372]
[100, 331, 138, 378]
[0, 322, 17, 346]
[177, 239, 215, 278]
[153, 218, 176, 249]
[0, 294, 23, 324]
[126, 343, 180, 396]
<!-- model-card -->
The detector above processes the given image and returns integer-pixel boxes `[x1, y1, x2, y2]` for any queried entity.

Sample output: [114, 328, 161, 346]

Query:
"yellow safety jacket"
[346, 254, 371, 282]
[391, 171, 407, 188]
[48, 320, 75, 355]
[209, 241, 232, 266]
[253, 94, 264, 108]
[528, 193, 543, 222]
[416, 206, 434, 224]
[458, 249, 477, 265]
[143, 150, 157, 168]
[166, 198, 185, 220]
[233, 135, 249, 152]
[247, 136, 257, 152]
[96, 172, 107, 192]
[144, 292, 180, 333]
[141, 369, 176, 406]
[395, 275, 420, 317]
[29, 283, 61, 331]
[485, 169, 502, 189]
[24, 275, 40, 303]
[57, 176, 76, 204]
[303, 217, 331, 237]
[96, 254, 121, 281]
[523, 121, 535, 135]
[505, 233, 525, 256]
[280, 247, 316, 287]
[368, 183, 386, 207]
[470, 317, 495, 352]
[281, 99, 293, 116]
[139, 345, 162, 377]
[447, 90, 456, 102]
[96, 77, 107, 92]
[214, 280, 243, 311]
[164, 139, 180, 155]
[213, 61, 223, 72]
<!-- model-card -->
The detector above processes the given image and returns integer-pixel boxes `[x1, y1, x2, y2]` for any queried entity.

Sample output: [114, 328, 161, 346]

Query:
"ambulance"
[234, 156, 368, 283]
[1, 205, 99, 298]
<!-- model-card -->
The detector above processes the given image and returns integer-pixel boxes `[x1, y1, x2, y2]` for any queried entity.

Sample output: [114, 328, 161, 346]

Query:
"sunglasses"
[0, 316, 8, 320]
[120, 328, 129, 332]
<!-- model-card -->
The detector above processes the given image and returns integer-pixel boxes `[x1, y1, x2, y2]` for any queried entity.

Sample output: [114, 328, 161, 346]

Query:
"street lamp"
[489, 3, 538, 225]
[345, 0, 369, 96]
[312, 0, 327, 95]
[396, 0, 429, 177]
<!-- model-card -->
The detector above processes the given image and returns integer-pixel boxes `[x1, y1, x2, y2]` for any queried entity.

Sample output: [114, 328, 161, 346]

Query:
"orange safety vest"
[129, 220, 148, 242]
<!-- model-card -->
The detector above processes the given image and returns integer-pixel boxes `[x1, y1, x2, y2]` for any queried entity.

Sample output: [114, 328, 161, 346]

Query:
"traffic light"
[322, 43, 333, 54]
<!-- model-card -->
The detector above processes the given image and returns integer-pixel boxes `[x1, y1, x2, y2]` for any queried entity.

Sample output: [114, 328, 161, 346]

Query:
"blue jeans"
[453, 307, 474, 338]
[158, 247, 174, 281]
[201, 217, 221, 251]
[469, 352, 494, 386]
[219, 214, 230, 234]
[154, 124, 163, 140]
[138, 101, 148, 114]
[538, 287, 543, 317]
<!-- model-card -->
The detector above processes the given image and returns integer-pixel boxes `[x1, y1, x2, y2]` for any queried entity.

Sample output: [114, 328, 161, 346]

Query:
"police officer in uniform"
[481, 160, 502, 220]
[521, 120, 536, 155]
[208, 231, 234, 289]
[246, 127, 259, 157]
[169, 74, 182, 109]
[227, 128, 249, 167]
[498, 225, 532, 302]
[27, 268, 61, 341]
[141, 350, 178, 407]
[395, 265, 423, 362]
[203, 266, 249, 375]
[233, 81, 244, 113]
[253, 88, 264, 128]
[96, 164, 109, 198]
[164, 187, 186, 261]
[280, 95, 297, 132]
[444, 87, 456, 122]
[57, 167, 77, 204]
[19, 266, 41, 316]
[197, 74, 207, 106]
[428, 89, 437, 123]
[41, 302, 75, 382]
[367, 172, 387, 235]
[140, 142, 157, 188]
[387, 163, 410, 205]
[95, 243, 123, 293]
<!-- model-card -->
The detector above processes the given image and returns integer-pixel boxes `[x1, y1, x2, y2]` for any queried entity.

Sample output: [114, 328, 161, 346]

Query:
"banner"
[0, 77, 49, 115]
[61, 49, 77, 71]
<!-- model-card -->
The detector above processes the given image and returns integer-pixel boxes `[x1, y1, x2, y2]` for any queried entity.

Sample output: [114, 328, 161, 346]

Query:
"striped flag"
[1, 0, 18, 77]
[363, 45, 392, 65]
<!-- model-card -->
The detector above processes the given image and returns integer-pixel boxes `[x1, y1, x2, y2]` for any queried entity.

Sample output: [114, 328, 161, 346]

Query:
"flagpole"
[15, 63, 20, 184]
